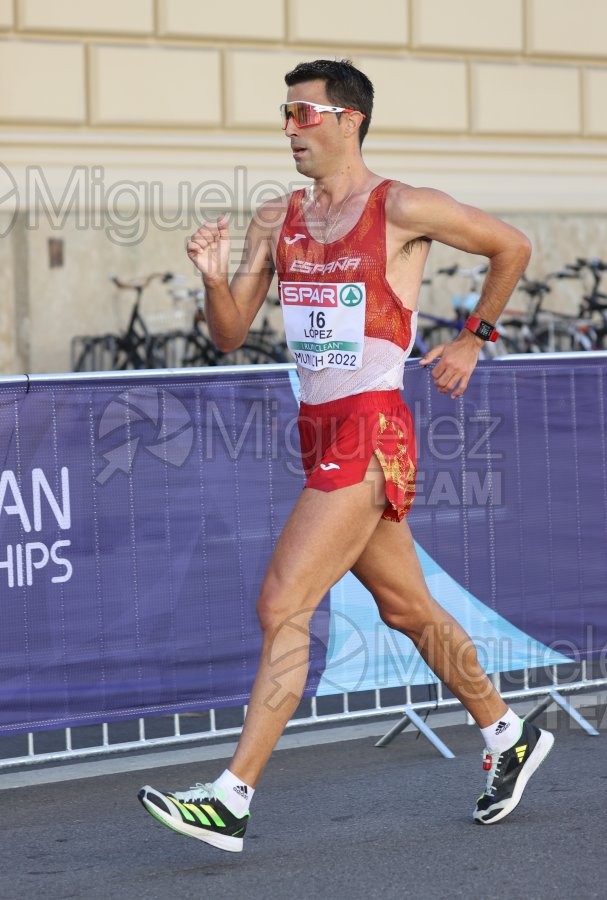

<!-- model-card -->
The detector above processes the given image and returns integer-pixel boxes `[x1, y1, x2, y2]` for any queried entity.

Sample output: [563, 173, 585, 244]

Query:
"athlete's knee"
[375, 587, 437, 637]
[256, 589, 286, 634]
[255, 575, 315, 636]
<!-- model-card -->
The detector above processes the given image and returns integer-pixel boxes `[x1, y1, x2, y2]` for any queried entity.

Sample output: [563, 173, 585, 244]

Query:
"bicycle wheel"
[482, 332, 519, 359]
[146, 332, 184, 368]
[108, 333, 149, 369]
[533, 323, 591, 353]
[72, 336, 95, 372]
[419, 325, 460, 352]
[496, 320, 535, 353]
[180, 333, 219, 367]
[72, 334, 118, 372]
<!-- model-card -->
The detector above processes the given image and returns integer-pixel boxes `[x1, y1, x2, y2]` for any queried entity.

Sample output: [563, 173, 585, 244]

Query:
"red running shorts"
[297, 389, 416, 522]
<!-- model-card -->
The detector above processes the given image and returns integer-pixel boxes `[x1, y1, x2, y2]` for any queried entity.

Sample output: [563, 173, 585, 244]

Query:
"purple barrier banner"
[408, 358, 607, 665]
[0, 358, 606, 734]
[0, 371, 327, 734]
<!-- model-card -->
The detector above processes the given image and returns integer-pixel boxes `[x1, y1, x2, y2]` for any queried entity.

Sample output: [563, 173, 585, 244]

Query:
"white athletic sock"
[213, 768, 255, 817]
[481, 708, 524, 753]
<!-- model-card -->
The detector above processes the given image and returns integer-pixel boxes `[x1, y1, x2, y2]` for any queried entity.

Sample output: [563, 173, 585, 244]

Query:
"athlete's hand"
[419, 332, 483, 398]
[187, 215, 231, 285]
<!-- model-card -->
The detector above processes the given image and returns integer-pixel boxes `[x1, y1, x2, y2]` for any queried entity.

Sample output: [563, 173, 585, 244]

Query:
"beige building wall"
[1, 0, 607, 373]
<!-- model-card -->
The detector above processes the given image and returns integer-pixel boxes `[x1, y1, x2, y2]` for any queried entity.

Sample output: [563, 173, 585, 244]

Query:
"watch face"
[477, 321, 494, 340]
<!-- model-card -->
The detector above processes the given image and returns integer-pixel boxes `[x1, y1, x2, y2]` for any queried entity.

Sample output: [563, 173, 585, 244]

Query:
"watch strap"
[464, 315, 499, 342]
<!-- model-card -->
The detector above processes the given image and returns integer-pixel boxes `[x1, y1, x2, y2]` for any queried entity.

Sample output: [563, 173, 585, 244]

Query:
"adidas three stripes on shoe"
[138, 783, 249, 852]
[474, 720, 554, 825]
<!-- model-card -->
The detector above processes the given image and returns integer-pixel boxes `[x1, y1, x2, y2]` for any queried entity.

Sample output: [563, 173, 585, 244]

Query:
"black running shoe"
[473, 721, 554, 825]
[138, 783, 249, 852]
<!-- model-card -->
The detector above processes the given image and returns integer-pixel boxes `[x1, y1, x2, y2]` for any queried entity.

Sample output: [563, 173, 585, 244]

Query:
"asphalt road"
[0, 705, 604, 900]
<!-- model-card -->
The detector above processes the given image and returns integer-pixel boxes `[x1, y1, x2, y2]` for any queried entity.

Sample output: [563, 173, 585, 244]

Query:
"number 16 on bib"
[280, 281, 366, 371]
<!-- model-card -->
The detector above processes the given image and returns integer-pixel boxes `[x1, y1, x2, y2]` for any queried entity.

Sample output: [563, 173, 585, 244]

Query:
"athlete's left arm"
[389, 185, 532, 398]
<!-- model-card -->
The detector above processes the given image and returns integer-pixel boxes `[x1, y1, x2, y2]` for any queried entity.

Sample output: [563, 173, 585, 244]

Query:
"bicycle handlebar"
[558, 258, 607, 311]
[110, 271, 176, 291]
[517, 269, 580, 297]
[436, 264, 488, 278]
[575, 257, 607, 272]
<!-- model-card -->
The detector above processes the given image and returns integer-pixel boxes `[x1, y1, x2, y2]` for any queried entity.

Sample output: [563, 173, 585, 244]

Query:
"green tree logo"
[339, 284, 363, 306]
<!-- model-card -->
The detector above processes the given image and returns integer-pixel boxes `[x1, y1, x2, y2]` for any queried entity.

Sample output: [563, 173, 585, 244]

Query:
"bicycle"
[160, 287, 289, 367]
[73, 276, 289, 372]
[413, 265, 517, 358]
[498, 270, 594, 353]
[72, 272, 177, 371]
[563, 257, 607, 348]
[248, 295, 289, 359]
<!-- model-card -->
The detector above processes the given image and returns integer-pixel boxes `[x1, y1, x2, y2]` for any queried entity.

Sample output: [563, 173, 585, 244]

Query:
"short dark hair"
[284, 59, 373, 146]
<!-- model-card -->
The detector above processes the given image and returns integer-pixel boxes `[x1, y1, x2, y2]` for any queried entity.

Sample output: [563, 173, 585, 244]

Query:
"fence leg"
[374, 711, 411, 747]
[525, 688, 599, 736]
[523, 694, 554, 723]
[375, 706, 455, 758]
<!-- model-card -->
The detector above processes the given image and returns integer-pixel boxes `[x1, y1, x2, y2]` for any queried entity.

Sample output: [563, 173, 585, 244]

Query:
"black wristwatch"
[464, 316, 499, 342]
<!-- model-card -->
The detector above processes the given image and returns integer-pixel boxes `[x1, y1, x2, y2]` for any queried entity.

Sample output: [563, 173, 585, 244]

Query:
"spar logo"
[339, 284, 363, 306]
[281, 281, 364, 308]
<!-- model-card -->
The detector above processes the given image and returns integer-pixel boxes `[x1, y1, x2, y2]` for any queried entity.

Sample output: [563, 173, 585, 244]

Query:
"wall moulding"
[2, 130, 607, 214]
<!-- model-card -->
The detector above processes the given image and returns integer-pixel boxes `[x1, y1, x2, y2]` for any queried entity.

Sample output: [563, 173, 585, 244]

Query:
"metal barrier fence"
[0, 660, 603, 769]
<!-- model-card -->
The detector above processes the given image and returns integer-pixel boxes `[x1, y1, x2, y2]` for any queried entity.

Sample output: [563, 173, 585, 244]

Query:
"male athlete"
[139, 59, 554, 850]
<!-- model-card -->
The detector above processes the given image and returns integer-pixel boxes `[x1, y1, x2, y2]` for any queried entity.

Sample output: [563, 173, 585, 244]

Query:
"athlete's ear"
[343, 110, 365, 138]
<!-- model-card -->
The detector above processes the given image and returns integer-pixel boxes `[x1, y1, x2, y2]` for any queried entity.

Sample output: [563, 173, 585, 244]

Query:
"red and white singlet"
[276, 179, 417, 404]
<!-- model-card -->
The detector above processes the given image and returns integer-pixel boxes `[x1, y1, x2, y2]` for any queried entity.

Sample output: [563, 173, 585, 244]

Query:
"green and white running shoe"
[138, 783, 249, 852]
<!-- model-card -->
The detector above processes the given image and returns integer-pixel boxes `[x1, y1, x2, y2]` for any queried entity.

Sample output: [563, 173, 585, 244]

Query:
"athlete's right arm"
[186, 200, 284, 352]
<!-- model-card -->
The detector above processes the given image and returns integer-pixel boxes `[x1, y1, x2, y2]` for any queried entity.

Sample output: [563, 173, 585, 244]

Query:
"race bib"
[280, 281, 366, 371]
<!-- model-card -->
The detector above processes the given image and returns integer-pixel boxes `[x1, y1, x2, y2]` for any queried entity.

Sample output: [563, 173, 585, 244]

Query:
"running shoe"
[138, 783, 249, 851]
[473, 721, 554, 825]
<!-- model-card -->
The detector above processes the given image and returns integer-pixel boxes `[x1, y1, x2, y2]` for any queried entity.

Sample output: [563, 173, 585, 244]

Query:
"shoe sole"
[473, 728, 555, 825]
[138, 791, 244, 852]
